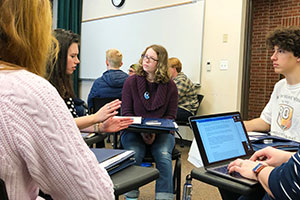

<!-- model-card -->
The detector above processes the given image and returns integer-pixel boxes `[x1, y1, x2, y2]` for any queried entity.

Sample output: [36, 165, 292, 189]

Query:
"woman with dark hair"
[121, 45, 178, 200]
[0, 0, 115, 199]
[47, 29, 132, 134]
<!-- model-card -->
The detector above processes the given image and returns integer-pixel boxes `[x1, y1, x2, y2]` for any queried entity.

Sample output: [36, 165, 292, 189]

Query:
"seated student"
[88, 49, 129, 110]
[0, 0, 114, 199]
[128, 63, 138, 76]
[244, 27, 300, 142]
[168, 57, 199, 121]
[121, 45, 178, 200]
[219, 26, 300, 200]
[47, 29, 132, 134]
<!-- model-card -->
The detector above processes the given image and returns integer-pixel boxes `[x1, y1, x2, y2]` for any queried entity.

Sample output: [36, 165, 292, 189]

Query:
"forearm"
[244, 118, 270, 132]
[80, 123, 108, 133]
[257, 166, 274, 198]
[74, 115, 96, 129]
[80, 124, 98, 133]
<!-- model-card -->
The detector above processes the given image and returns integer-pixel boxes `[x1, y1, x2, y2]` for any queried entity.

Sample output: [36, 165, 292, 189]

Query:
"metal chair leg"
[173, 154, 181, 200]
[175, 130, 184, 148]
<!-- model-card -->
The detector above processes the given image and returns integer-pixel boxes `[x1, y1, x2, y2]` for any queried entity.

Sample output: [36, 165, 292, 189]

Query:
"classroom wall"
[247, 0, 300, 120]
[80, 1, 204, 83]
[82, 0, 194, 21]
[197, 0, 246, 115]
[79, 0, 248, 117]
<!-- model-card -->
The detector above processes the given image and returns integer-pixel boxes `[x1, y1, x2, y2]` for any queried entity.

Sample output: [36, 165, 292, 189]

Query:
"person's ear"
[297, 57, 300, 62]
[120, 62, 123, 67]
[106, 60, 109, 66]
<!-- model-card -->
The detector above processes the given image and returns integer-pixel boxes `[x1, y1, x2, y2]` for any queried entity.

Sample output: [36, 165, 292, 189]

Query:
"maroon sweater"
[121, 75, 178, 119]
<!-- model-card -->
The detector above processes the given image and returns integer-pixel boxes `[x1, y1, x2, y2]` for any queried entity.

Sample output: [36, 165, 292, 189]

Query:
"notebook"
[128, 118, 178, 132]
[189, 112, 258, 186]
[90, 148, 136, 175]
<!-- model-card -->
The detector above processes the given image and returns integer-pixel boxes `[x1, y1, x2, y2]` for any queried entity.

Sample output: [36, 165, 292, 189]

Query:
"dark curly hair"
[267, 26, 300, 58]
[136, 44, 170, 84]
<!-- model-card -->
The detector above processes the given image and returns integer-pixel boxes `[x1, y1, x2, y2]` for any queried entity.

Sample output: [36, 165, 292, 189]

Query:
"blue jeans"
[121, 131, 175, 200]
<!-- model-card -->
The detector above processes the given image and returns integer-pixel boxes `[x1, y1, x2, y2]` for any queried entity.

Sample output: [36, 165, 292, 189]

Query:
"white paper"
[248, 132, 269, 141]
[113, 116, 142, 124]
[173, 122, 178, 129]
[145, 120, 161, 126]
[247, 131, 269, 136]
[99, 150, 134, 169]
[187, 139, 203, 167]
[248, 136, 259, 141]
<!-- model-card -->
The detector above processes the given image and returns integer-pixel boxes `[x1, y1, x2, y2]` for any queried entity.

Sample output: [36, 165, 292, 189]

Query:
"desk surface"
[191, 167, 262, 196]
[111, 165, 159, 196]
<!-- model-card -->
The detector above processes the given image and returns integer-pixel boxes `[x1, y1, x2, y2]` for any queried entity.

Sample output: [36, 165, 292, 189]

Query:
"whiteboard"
[80, 0, 205, 84]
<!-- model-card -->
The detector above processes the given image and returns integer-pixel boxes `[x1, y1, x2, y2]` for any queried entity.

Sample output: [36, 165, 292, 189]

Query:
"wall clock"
[112, 0, 125, 8]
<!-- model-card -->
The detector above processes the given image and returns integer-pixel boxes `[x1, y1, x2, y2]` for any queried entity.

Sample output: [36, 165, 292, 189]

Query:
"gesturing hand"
[92, 99, 121, 123]
[99, 117, 133, 133]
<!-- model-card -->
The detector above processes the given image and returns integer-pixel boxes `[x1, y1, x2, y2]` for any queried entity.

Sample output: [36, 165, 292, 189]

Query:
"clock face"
[112, 0, 125, 7]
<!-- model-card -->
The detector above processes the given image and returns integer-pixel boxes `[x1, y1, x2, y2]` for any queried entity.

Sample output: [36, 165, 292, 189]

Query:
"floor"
[106, 139, 222, 200]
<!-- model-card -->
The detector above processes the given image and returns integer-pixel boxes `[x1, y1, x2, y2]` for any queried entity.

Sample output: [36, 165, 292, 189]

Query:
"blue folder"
[129, 118, 178, 131]
[90, 148, 136, 175]
[250, 135, 300, 151]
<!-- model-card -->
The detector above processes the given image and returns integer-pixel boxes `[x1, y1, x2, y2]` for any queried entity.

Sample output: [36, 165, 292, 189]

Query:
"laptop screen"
[189, 112, 253, 165]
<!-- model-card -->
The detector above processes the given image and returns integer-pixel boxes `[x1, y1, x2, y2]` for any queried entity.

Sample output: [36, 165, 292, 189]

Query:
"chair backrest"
[0, 179, 9, 200]
[90, 97, 121, 114]
[197, 94, 204, 105]
[195, 94, 204, 114]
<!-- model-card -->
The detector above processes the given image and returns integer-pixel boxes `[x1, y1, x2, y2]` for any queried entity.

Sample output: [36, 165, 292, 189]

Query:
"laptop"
[189, 112, 258, 186]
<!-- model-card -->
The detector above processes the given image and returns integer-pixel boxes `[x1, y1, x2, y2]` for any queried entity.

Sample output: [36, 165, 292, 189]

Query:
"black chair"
[111, 165, 159, 200]
[83, 133, 107, 147]
[90, 97, 121, 149]
[175, 94, 204, 147]
[0, 179, 9, 200]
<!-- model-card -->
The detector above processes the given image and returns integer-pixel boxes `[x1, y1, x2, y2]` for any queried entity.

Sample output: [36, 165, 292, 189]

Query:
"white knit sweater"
[0, 69, 114, 200]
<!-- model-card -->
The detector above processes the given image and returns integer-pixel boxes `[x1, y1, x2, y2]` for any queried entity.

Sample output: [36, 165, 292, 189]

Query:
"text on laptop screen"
[192, 114, 251, 163]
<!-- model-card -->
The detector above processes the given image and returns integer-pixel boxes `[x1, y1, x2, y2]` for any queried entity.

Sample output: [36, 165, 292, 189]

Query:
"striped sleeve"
[268, 148, 300, 199]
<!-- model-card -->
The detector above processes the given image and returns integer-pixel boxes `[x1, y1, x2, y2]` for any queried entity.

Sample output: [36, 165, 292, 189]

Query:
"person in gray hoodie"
[88, 48, 129, 109]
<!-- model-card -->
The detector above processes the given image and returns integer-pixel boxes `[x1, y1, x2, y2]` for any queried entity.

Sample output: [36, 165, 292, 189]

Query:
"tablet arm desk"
[191, 167, 263, 196]
[111, 165, 159, 200]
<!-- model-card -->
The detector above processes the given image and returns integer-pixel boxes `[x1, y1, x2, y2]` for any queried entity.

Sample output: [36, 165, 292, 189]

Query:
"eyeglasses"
[141, 54, 158, 63]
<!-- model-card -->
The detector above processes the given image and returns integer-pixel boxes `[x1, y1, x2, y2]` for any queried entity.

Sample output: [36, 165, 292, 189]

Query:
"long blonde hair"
[0, 0, 58, 76]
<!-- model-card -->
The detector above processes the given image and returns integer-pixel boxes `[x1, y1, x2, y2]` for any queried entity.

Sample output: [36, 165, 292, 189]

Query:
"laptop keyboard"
[214, 166, 243, 178]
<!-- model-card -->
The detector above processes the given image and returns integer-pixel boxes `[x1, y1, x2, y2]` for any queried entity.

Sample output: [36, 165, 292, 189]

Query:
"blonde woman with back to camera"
[0, 0, 114, 199]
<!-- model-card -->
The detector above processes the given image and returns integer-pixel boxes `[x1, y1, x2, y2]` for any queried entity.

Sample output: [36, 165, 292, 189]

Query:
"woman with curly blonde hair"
[0, 0, 114, 199]
[121, 44, 178, 200]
